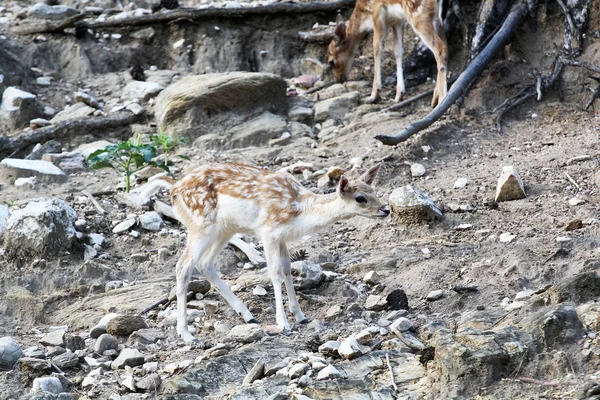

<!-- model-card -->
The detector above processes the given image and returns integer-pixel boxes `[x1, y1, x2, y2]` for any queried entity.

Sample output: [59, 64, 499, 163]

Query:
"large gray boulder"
[2, 198, 77, 263]
[155, 72, 287, 139]
[27, 3, 79, 20]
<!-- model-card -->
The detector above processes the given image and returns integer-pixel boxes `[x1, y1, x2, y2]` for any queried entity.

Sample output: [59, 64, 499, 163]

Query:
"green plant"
[149, 130, 188, 169]
[87, 135, 168, 193]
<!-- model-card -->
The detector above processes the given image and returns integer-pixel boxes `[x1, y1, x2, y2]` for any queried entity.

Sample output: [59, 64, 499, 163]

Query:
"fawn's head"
[327, 15, 354, 83]
[337, 164, 389, 218]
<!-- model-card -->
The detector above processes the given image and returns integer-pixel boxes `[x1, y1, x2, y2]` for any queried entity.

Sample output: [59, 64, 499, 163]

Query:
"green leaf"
[88, 160, 117, 170]
[178, 154, 190, 160]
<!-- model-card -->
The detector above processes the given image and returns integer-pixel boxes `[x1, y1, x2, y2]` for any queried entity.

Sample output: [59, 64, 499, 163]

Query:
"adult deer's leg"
[368, 9, 387, 104]
[392, 22, 406, 102]
[280, 243, 307, 324]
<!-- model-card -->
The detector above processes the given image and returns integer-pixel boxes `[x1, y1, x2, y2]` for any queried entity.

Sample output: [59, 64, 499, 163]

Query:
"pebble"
[228, 324, 266, 343]
[390, 317, 413, 333]
[316, 364, 343, 380]
[325, 305, 343, 321]
[364, 295, 387, 311]
[514, 289, 535, 301]
[39, 329, 66, 347]
[410, 163, 426, 177]
[253, 285, 267, 296]
[51, 351, 79, 369]
[288, 362, 309, 378]
[106, 314, 148, 336]
[36, 77, 51, 86]
[455, 224, 473, 231]
[568, 197, 585, 206]
[139, 211, 164, 231]
[112, 218, 136, 234]
[363, 271, 380, 285]
[495, 166, 526, 202]
[32, 377, 63, 394]
[454, 177, 468, 189]
[426, 290, 444, 301]
[94, 333, 118, 354]
[499, 232, 516, 243]
[337, 337, 367, 360]
[111, 348, 145, 369]
[556, 236, 572, 243]
[318, 341, 341, 355]
[505, 301, 525, 312]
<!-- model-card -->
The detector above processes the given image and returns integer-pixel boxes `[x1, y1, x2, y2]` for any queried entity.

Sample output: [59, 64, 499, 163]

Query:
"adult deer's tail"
[138, 176, 176, 204]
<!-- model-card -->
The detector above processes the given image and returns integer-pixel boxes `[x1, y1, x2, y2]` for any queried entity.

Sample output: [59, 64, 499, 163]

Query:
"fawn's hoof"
[247, 318, 258, 324]
[298, 318, 310, 324]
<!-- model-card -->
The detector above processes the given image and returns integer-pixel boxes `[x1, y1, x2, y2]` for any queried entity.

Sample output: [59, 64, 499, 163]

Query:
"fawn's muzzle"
[378, 206, 390, 217]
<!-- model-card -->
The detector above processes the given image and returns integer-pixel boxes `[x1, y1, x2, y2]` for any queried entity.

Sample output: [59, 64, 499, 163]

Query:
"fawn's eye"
[355, 194, 367, 204]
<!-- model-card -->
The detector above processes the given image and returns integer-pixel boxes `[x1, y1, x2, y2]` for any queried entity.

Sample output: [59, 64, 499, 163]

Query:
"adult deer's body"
[327, 0, 448, 107]
[141, 163, 388, 342]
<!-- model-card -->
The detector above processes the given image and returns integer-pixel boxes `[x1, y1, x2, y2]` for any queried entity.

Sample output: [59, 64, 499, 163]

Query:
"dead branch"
[11, 14, 86, 35]
[9, 0, 354, 36]
[554, 0, 575, 35]
[516, 377, 560, 387]
[82, 190, 107, 214]
[386, 353, 398, 392]
[375, 2, 528, 146]
[562, 59, 600, 75]
[381, 76, 459, 113]
[0, 113, 143, 159]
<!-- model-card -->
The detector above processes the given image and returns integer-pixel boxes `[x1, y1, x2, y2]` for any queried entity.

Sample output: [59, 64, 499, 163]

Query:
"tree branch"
[375, 2, 528, 146]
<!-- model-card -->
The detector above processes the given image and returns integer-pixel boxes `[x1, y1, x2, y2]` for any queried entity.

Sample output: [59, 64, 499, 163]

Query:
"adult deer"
[327, 0, 449, 107]
[140, 163, 389, 342]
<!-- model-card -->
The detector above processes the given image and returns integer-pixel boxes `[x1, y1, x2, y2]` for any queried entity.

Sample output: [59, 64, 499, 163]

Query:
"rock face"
[51, 102, 96, 123]
[495, 166, 526, 202]
[155, 72, 287, 138]
[3, 198, 76, 263]
[314, 92, 360, 123]
[0, 87, 39, 132]
[0, 337, 22, 370]
[0, 158, 67, 183]
[389, 185, 443, 225]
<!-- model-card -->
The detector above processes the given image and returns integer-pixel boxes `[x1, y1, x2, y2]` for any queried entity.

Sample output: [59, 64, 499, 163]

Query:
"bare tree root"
[11, 14, 86, 35]
[495, 57, 564, 131]
[0, 113, 143, 159]
[375, 2, 527, 146]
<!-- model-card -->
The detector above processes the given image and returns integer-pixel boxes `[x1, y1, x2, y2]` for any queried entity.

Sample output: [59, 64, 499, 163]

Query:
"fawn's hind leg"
[280, 243, 307, 324]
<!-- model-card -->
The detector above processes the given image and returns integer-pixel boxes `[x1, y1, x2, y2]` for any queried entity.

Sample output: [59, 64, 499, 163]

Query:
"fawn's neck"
[296, 192, 352, 234]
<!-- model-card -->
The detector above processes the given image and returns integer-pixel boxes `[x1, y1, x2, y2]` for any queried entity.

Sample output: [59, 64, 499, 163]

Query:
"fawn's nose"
[379, 206, 390, 217]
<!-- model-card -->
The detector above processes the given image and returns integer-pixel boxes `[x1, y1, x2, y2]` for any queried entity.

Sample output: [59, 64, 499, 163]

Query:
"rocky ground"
[1, 0, 600, 399]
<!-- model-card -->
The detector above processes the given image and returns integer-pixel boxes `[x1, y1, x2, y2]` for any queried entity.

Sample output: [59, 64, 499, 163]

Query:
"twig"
[554, 0, 575, 36]
[480, 87, 528, 115]
[382, 89, 435, 112]
[516, 377, 560, 386]
[564, 172, 580, 190]
[82, 190, 106, 214]
[536, 74, 542, 101]
[562, 59, 600, 74]
[140, 295, 169, 314]
[386, 353, 398, 392]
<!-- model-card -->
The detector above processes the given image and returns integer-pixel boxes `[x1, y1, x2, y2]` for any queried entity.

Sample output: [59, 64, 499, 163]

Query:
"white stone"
[410, 163, 426, 177]
[454, 177, 468, 189]
[288, 362, 309, 378]
[32, 377, 63, 394]
[139, 211, 164, 231]
[426, 290, 444, 301]
[337, 337, 368, 360]
[112, 218, 136, 234]
[389, 317, 413, 334]
[121, 81, 164, 102]
[1, 158, 66, 183]
[556, 236, 572, 243]
[568, 197, 585, 206]
[36, 77, 51, 86]
[514, 289, 534, 301]
[316, 364, 343, 380]
[499, 232, 516, 243]
[505, 301, 524, 312]
[253, 285, 267, 296]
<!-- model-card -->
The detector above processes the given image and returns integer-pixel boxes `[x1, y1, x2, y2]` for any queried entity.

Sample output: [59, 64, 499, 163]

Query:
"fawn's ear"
[360, 164, 381, 186]
[337, 175, 350, 197]
[334, 16, 346, 43]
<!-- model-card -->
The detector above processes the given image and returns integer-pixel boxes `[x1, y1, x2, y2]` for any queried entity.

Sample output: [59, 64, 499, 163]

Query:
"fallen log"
[375, 2, 527, 146]
[12, 0, 355, 35]
[11, 14, 86, 35]
[0, 113, 143, 159]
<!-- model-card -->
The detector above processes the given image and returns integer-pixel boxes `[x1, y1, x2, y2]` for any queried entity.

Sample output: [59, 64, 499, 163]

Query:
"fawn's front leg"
[263, 237, 291, 333]
[175, 247, 197, 343]
[280, 243, 308, 324]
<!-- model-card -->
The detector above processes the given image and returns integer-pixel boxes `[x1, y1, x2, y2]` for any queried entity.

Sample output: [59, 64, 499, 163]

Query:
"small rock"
[0, 158, 67, 184]
[426, 290, 444, 302]
[90, 313, 118, 338]
[364, 295, 387, 311]
[363, 271, 380, 285]
[39, 329, 65, 347]
[130, 329, 166, 345]
[121, 375, 136, 391]
[242, 357, 264, 385]
[139, 211, 164, 231]
[455, 224, 473, 231]
[499, 232, 516, 243]
[0, 87, 38, 132]
[228, 324, 266, 344]
[326, 166, 344, 180]
[515, 289, 535, 301]
[112, 218, 136, 234]
[0, 337, 22, 370]
[318, 341, 341, 355]
[495, 166, 526, 202]
[94, 333, 118, 354]
[74, 91, 100, 108]
[32, 376, 63, 394]
[316, 364, 343, 380]
[51, 351, 79, 369]
[288, 362, 309, 379]
[291, 261, 324, 290]
[338, 337, 368, 360]
[565, 219, 583, 231]
[136, 373, 162, 391]
[111, 348, 144, 369]
[389, 317, 413, 334]
[30, 118, 51, 128]
[505, 301, 525, 311]
[106, 315, 148, 336]
[126, 103, 146, 115]
[568, 197, 586, 206]
[411, 163, 426, 177]
[20, 357, 51, 372]
[454, 177, 468, 189]
[88, 233, 105, 247]
[325, 305, 343, 321]
[51, 102, 96, 123]
[253, 286, 267, 296]
[28, 3, 79, 20]
[121, 81, 164, 102]
[556, 236, 572, 243]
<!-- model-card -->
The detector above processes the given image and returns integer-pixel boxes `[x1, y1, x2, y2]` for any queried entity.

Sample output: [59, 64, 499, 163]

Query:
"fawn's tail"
[138, 176, 177, 204]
